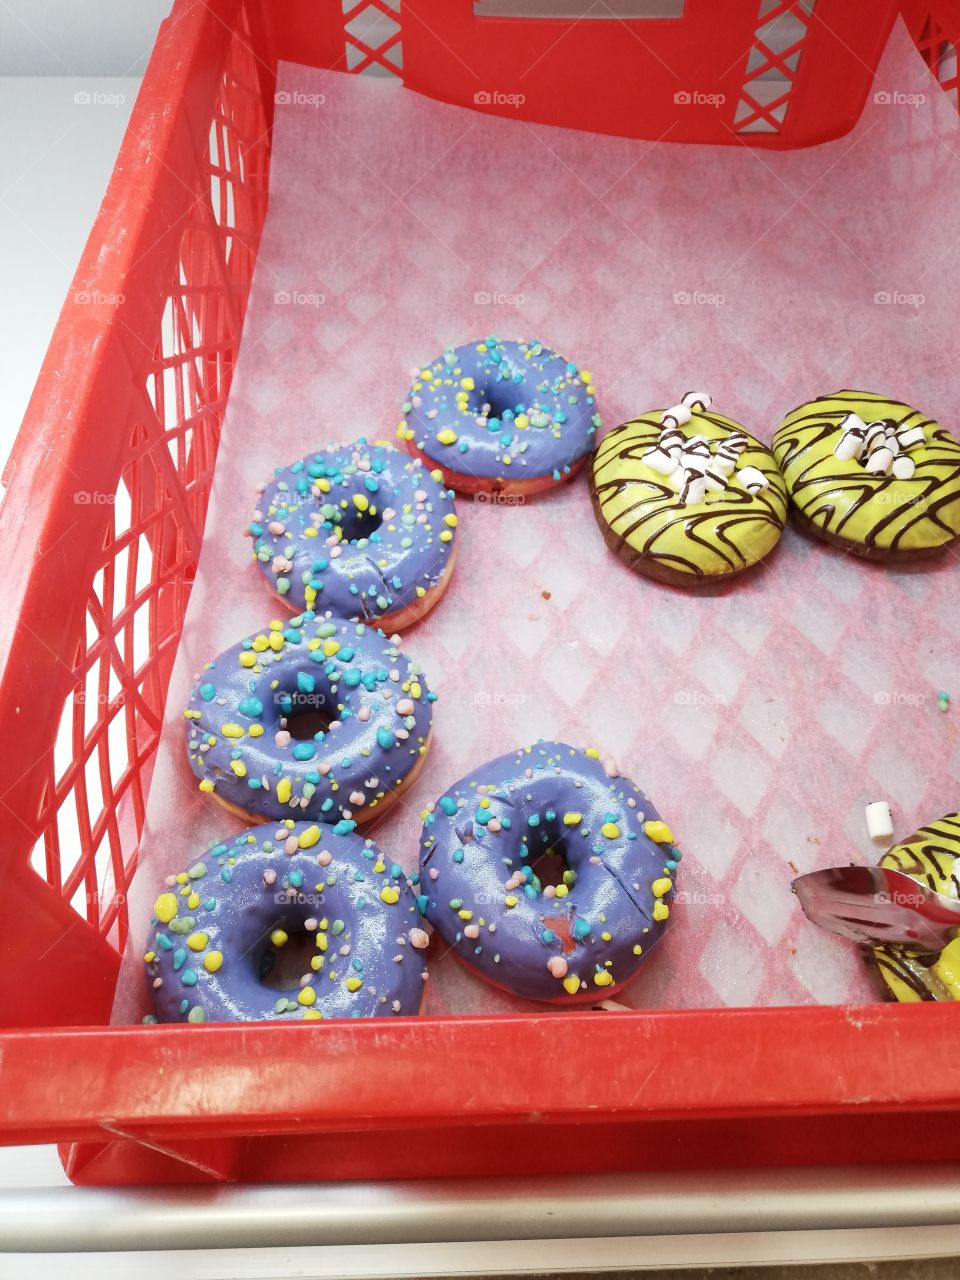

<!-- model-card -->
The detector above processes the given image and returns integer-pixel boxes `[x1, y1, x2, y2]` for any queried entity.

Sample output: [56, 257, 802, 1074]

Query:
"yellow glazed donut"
[873, 813, 960, 1002]
[590, 392, 787, 586]
[773, 391, 960, 560]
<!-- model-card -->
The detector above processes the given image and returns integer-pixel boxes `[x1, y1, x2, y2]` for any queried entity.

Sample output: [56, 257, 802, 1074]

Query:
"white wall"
[0, 0, 172, 76]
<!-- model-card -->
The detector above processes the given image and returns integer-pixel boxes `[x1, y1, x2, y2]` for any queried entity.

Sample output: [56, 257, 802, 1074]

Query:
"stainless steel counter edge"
[1, 1164, 959, 1253]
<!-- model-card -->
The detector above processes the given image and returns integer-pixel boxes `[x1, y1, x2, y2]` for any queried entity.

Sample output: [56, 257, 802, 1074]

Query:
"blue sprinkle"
[199, 683, 216, 702]
[297, 672, 316, 694]
[542, 929, 555, 944]
[173, 948, 187, 970]
[365, 476, 379, 493]
[204, 898, 217, 911]
[181, 969, 198, 987]
[293, 742, 316, 761]
[440, 796, 457, 816]
[288, 870, 304, 889]
[377, 727, 395, 750]
[343, 669, 361, 687]
[416, 894, 429, 913]
[527, 814, 540, 828]
[156, 934, 173, 950]
[573, 918, 592, 940]
[453, 849, 465, 863]
[523, 883, 537, 899]
[351, 957, 364, 971]
[179, 999, 190, 1015]
[237, 696, 263, 717]
[390, 863, 403, 879]
[354, 871, 365, 882]
[427, 691, 438, 702]
[221, 867, 233, 883]
[321, 797, 334, 812]
[305, 771, 321, 784]
[500, 816, 512, 830]
[333, 819, 357, 836]
[339, 647, 354, 662]
[476, 809, 491, 826]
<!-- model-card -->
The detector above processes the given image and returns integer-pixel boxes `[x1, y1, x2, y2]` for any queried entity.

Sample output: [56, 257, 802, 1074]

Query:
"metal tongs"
[793, 864, 960, 954]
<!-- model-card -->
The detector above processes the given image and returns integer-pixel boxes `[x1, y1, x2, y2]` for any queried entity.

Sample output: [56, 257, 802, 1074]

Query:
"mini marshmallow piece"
[864, 420, 888, 452]
[666, 467, 686, 493]
[865, 800, 894, 842]
[660, 424, 686, 455]
[834, 412, 868, 461]
[703, 466, 728, 492]
[681, 471, 707, 504]
[712, 454, 738, 477]
[681, 390, 712, 412]
[660, 403, 692, 428]
[892, 455, 916, 479]
[643, 447, 681, 476]
[738, 465, 769, 494]
[865, 446, 894, 475]
[897, 424, 926, 450]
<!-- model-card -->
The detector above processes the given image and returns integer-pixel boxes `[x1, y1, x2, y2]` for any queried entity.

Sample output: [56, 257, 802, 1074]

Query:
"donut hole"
[257, 920, 319, 991]
[285, 705, 335, 741]
[528, 839, 572, 890]
[333, 502, 384, 543]
[276, 681, 336, 740]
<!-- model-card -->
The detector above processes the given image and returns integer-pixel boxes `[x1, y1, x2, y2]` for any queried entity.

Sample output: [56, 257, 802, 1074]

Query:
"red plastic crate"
[1, 0, 960, 1186]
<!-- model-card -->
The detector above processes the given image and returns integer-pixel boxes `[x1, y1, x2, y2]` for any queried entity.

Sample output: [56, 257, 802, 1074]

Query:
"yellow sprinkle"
[315, 934, 328, 952]
[221, 724, 243, 739]
[323, 639, 340, 657]
[248, 724, 264, 738]
[562, 975, 581, 995]
[296, 986, 316, 1006]
[504, 895, 518, 908]
[352, 493, 369, 513]
[373, 860, 385, 874]
[444, 513, 458, 527]
[186, 932, 208, 951]
[562, 812, 582, 827]
[479, 797, 490, 808]
[430, 469, 443, 482]
[298, 825, 321, 849]
[304, 527, 318, 539]
[439, 530, 453, 542]
[585, 748, 600, 759]
[410, 681, 421, 699]
[230, 760, 247, 778]
[303, 1008, 323, 1019]
[380, 887, 400, 905]
[421, 369, 433, 381]
[269, 620, 284, 630]
[346, 976, 363, 992]
[276, 778, 292, 805]
[644, 820, 675, 844]
[593, 970, 614, 987]
[176, 873, 189, 885]
[652, 876, 673, 898]
[580, 370, 593, 383]
[271, 929, 288, 947]
[239, 652, 257, 668]
[311, 956, 323, 971]
[633, 944, 643, 956]
[203, 951, 223, 973]
[458, 909, 473, 921]
[515, 414, 529, 429]
[653, 900, 670, 922]
[396, 424, 414, 441]
[460, 376, 475, 390]
[252, 635, 269, 652]
[314, 478, 330, 492]
[502, 455, 511, 465]
[436, 429, 458, 446]
[554, 884, 569, 899]
[198, 779, 215, 794]
[153, 893, 178, 923]
[187, 892, 200, 909]
[143, 951, 156, 964]
[600, 822, 620, 839]
[416, 586, 426, 598]
[601, 931, 612, 942]
[269, 632, 283, 652]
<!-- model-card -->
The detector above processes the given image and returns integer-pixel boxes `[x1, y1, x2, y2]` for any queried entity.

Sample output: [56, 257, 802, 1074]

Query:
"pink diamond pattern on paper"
[111, 26, 960, 1026]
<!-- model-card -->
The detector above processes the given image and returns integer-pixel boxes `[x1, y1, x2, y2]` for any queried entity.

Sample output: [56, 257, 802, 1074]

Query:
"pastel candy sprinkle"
[644, 820, 675, 843]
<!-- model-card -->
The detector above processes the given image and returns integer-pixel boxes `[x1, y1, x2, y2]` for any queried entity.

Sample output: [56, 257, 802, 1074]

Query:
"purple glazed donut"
[184, 612, 435, 827]
[143, 820, 428, 1023]
[397, 338, 601, 495]
[418, 742, 679, 1003]
[247, 439, 459, 631]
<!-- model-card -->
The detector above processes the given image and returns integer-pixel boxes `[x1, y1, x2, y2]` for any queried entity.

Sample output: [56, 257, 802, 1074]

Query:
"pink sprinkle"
[318, 762, 331, 774]
[603, 756, 619, 778]
[165, 875, 177, 887]
[349, 790, 366, 806]
[590, 855, 602, 865]
[396, 728, 409, 741]
[275, 730, 291, 748]
[389, 669, 400, 682]
[547, 956, 568, 979]
[299, 974, 312, 987]
[381, 508, 396, 521]
[304, 917, 318, 931]
[414, 489, 428, 502]
[543, 884, 556, 898]
[627, 798, 637, 808]
[153, 977, 163, 988]
[329, 545, 342, 559]
[267, 521, 286, 535]
[464, 924, 480, 939]
[429, 867, 439, 880]
[365, 776, 379, 788]
[395, 698, 414, 716]
[263, 869, 277, 886]
[358, 707, 371, 722]
[284, 836, 299, 855]
[318, 850, 333, 866]
[416, 514, 427, 524]
[328, 720, 342, 731]
[409, 928, 430, 949]
[487, 819, 501, 833]
[390, 634, 401, 647]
